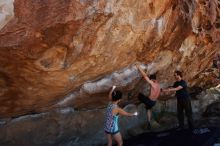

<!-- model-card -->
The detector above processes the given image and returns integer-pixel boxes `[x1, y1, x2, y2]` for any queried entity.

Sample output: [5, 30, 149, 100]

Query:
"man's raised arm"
[135, 64, 154, 85]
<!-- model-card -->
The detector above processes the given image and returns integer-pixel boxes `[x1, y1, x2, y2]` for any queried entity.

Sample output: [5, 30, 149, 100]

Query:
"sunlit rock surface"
[0, 0, 14, 30]
[0, 0, 220, 118]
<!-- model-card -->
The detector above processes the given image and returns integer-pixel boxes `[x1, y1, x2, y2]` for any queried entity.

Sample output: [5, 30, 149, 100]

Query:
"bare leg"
[113, 132, 123, 146]
[147, 109, 152, 122]
[106, 134, 112, 146]
[147, 109, 152, 130]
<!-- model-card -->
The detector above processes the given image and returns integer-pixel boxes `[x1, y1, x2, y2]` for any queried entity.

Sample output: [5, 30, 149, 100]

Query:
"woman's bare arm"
[108, 86, 116, 100]
[115, 108, 135, 116]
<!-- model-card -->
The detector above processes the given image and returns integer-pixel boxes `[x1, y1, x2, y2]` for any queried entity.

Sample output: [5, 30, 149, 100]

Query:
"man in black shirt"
[163, 71, 194, 130]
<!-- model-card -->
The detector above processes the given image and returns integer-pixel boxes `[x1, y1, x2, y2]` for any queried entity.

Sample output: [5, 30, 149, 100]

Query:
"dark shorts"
[105, 130, 119, 135]
[138, 93, 156, 110]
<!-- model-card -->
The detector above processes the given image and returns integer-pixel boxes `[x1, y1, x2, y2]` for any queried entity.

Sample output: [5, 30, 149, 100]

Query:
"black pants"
[138, 93, 156, 110]
[177, 98, 194, 129]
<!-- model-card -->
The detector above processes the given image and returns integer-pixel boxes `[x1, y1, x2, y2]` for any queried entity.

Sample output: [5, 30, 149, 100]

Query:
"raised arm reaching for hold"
[135, 64, 154, 86]
[108, 85, 116, 100]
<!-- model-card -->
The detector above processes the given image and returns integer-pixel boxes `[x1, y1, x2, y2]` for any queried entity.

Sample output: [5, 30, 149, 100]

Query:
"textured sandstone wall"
[0, 0, 220, 118]
[0, 104, 146, 146]
[0, 87, 220, 146]
[0, 0, 14, 30]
